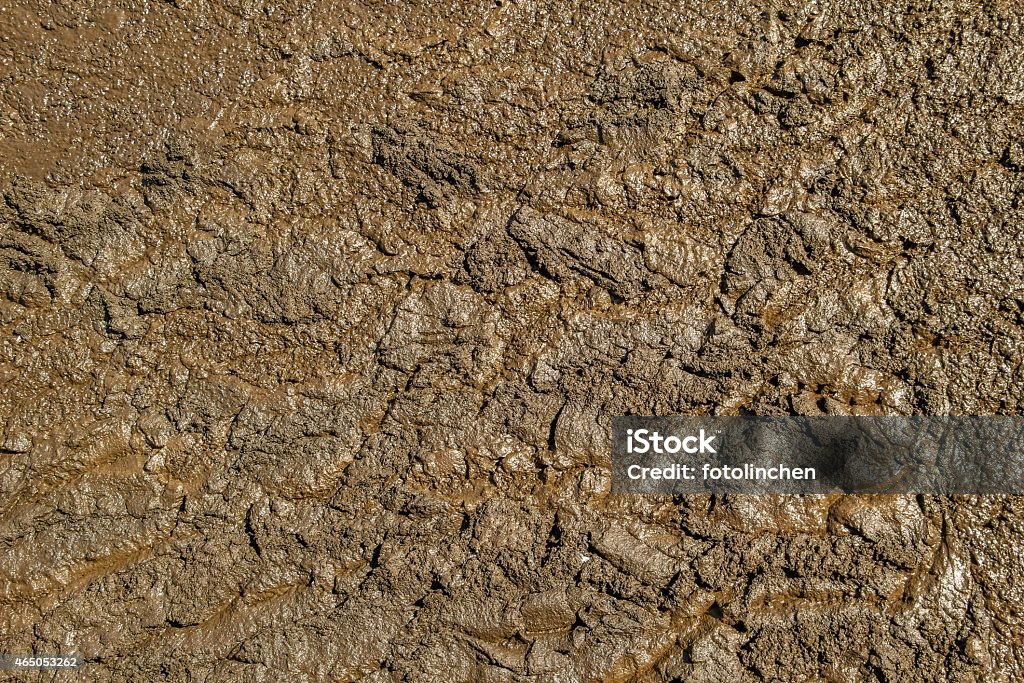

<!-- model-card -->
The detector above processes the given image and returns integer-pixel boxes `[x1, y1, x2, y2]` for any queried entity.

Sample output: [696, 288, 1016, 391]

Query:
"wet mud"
[1, 0, 1024, 680]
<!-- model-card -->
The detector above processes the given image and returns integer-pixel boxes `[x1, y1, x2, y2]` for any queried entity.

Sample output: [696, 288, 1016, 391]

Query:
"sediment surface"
[2, 1, 1024, 680]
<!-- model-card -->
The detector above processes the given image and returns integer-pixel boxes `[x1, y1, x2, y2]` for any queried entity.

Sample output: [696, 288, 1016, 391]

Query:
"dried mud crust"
[1, 1, 1024, 681]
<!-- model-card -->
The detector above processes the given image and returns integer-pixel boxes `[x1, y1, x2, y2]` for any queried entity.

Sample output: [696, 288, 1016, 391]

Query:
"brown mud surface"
[2, 1, 1024, 681]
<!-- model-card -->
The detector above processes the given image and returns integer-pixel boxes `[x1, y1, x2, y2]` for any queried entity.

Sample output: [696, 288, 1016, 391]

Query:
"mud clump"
[2, 1, 1024, 681]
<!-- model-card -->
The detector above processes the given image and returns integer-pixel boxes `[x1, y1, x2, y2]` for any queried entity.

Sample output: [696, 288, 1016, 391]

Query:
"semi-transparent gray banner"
[612, 417, 1024, 494]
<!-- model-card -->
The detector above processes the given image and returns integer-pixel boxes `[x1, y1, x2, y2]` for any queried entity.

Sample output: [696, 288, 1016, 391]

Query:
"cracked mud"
[1, 1, 1024, 681]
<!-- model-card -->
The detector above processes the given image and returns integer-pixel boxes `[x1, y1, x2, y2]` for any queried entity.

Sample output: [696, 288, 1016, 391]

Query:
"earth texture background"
[1, 0, 1024, 680]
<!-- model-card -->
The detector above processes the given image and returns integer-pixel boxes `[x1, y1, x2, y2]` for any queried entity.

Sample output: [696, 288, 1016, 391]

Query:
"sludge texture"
[1, 0, 1023, 681]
